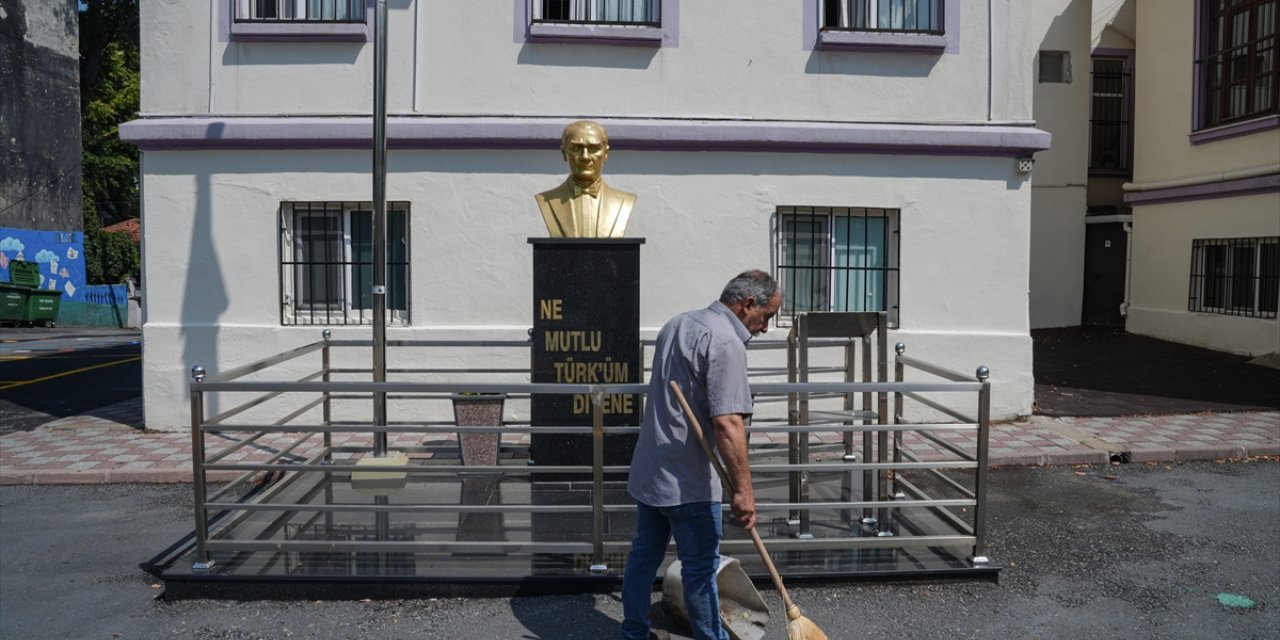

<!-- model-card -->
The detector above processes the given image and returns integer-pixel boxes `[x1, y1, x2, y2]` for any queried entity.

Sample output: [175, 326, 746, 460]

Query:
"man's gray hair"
[719, 270, 779, 306]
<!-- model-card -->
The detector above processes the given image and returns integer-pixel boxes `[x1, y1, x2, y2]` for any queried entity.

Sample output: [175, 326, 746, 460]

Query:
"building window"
[1039, 51, 1072, 83]
[775, 206, 900, 326]
[280, 202, 410, 326]
[817, 0, 951, 52]
[236, 0, 366, 22]
[1090, 56, 1132, 173]
[1188, 236, 1279, 318]
[822, 0, 941, 34]
[526, 0, 667, 44]
[532, 0, 660, 25]
[1197, 0, 1280, 129]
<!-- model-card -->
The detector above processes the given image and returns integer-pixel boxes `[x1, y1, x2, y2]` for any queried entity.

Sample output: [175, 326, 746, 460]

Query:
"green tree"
[80, 0, 141, 284]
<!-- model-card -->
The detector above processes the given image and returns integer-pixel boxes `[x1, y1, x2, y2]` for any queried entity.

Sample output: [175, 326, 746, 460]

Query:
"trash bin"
[0, 285, 27, 324]
[24, 289, 62, 327]
[1, 261, 40, 325]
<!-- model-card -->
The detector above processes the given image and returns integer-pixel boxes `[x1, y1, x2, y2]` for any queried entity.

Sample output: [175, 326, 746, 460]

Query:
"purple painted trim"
[803, 0, 817, 50]
[1124, 174, 1280, 205]
[223, 0, 374, 43]
[1190, 115, 1280, 144]
[807, 0, 958, 54]
[520, 0, 678, 47]
[1091, 47, 1132, 57]
[119, 116, 1051, 156]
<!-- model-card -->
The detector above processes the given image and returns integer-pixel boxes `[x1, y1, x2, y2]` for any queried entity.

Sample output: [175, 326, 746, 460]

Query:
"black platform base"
[150, 468, 1000, 600]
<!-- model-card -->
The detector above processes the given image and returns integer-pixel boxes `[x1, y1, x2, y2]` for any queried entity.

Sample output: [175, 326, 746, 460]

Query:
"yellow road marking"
[0, 356, 142, 391]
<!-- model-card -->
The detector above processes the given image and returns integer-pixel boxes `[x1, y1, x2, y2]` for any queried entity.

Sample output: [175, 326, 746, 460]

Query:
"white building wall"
[1121, 0, 1280, 355]
[1029, 0, 1091, 329]
[132, 1, 1045, 429]
[139, 148, 1034, 429]
[141, 0, 1033, 125]
[1126, 192, 1280, 356]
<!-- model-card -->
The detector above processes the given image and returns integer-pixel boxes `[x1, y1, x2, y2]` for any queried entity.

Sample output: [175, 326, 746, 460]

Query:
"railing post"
[322, 329, 332, 452]
[861, 332, 874, 526]
[370, 0, 389, 458]
[893, 342, 906, 466]
[590, 389, 607, 572]
[972, 365, 991, 566]
[796, 315, 812, 539]
[786, 330, 800, 527]
[189, 365, 214, 571]
[876, 313, 890, 534]
[840, 337, 857, 526]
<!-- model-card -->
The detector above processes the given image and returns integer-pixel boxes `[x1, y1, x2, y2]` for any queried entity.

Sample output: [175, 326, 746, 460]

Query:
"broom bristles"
[784, 605, 828, 640]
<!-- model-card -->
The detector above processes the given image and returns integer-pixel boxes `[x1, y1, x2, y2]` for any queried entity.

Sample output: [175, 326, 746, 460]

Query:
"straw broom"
[670, 381, 828, 640]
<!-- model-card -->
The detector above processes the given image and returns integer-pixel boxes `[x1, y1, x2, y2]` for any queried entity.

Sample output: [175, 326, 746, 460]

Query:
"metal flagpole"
[372, 0, 389, 457]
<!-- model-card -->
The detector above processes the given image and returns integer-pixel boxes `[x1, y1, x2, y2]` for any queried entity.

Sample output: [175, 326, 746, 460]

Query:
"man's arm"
[711, 412, 756, 530]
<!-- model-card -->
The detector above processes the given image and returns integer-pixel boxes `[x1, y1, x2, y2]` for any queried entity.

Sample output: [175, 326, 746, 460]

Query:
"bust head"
[560, 120, 610, 187]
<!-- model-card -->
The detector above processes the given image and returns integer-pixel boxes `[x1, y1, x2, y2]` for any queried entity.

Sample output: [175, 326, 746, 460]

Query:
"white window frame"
[527, 0, 669, 46]
[280, 202, 410, 326]
[230, 0, 370, 42]
[773, 206, 901, 329]
[817, 0, 951, 52]
[1189, 236, 1280, 318]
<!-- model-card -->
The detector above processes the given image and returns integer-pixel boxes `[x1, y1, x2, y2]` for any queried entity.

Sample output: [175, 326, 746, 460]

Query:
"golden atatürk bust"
[535, 120, 636, 238]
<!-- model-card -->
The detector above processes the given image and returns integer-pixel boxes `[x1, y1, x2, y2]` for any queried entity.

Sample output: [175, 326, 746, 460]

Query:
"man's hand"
[712, 413, 755, 531]
[730, 487, 756, 530]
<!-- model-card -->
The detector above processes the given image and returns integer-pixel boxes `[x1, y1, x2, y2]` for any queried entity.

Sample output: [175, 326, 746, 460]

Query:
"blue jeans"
[621, 501, 728, 640]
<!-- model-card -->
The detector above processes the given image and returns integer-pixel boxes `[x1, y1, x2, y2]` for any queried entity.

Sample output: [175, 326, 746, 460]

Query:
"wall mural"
[0, 228, 87, 301]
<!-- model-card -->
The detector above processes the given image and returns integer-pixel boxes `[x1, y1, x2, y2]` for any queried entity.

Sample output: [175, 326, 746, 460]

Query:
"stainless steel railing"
[186, 331, 992, 574]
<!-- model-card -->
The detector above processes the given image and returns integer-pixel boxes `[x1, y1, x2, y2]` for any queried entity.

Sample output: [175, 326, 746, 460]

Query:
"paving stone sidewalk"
[1, 397, 1276, 485]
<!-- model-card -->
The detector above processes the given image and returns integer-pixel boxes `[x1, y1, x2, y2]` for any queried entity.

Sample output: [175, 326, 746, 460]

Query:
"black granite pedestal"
[528, 238, 643, 474]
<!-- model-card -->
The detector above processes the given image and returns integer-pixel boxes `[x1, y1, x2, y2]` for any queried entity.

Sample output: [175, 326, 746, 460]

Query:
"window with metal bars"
[1197, 0, 1279, 129]
[532, 0, 660, 25]
[1090, 56, 1132, 173]
[280, 202, 410, 326]
[236, 0, 366, 22]
[774, 207, 900, 327]
[1188, 236, 1279, 318]
[821, 0, 942, 34]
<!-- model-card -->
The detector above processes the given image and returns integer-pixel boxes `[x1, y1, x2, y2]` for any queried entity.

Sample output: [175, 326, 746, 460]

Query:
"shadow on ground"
[1033, 326, 1280, 417]
[0, 343, 142, 433]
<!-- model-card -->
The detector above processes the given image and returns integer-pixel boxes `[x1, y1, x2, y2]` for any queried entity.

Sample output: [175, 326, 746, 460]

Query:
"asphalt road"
[0, 331, 141, 434]
[1, 460, 1276, 639]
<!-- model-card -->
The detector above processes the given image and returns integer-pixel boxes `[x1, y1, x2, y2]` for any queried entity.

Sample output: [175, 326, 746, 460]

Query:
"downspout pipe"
[1120, 222, 1133, 318]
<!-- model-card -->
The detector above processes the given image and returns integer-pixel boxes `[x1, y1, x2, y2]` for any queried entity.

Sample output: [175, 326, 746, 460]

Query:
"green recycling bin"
[24, 289, 62, 326]
[2, 261, 41, 325]
[0, 284, 27, 324]
[7, 260, 40, 287]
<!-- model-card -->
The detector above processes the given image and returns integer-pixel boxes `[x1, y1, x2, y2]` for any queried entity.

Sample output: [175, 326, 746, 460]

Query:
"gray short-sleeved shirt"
[627, 301, 754, 507]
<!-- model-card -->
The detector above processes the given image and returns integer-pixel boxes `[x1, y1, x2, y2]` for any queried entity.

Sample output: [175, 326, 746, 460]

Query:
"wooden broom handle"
[668, 381, 798, 614]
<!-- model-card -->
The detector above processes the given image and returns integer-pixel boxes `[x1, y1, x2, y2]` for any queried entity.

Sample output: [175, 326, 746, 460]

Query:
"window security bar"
[532, 0, 661, 26]
[774, 206, 901, 328]
[1089, 58, 1131, 173]
[822, 0, 943, 34]
[1188, 236, 1280, 319]
[1196, 0, 1279, 128]
[279, 202, 411, 327]
[237, 0, 366, 22]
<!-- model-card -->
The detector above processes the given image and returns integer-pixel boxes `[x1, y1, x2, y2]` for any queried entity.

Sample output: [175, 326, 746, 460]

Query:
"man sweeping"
[621, 270, 781, 640]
